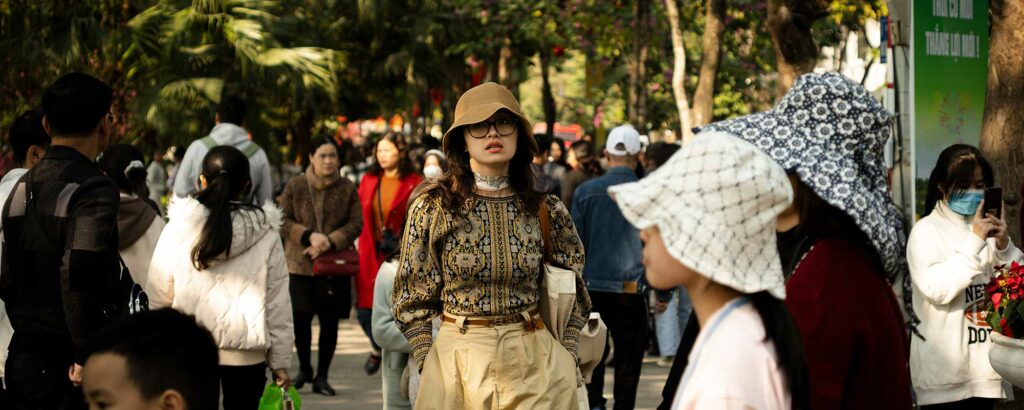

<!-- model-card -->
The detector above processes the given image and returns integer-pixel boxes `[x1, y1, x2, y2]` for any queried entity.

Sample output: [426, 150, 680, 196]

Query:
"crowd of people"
[0, 70, 1017, 410]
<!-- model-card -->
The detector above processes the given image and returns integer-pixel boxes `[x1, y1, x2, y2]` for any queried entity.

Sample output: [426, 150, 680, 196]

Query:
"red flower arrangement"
[986, 262, 1024, 338]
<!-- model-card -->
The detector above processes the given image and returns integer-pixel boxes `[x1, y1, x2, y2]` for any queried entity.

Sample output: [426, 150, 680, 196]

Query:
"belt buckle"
[523, 320, 536, 332]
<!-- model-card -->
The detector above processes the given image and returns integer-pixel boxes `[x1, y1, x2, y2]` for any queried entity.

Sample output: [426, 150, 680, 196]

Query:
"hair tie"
[123, 160, 144, 177]
[218, 169, 228, 176]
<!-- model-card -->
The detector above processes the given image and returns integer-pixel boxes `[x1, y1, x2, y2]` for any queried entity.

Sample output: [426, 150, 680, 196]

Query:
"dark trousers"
[586, 291, 648, 410]
[219, 363, 266, 410]
[291, 274, 350, 376]
[5, 350, 85, 410]
[294, 311, 339, 376]
[357, 307, 382, 352]
[921, 398, 996, 410]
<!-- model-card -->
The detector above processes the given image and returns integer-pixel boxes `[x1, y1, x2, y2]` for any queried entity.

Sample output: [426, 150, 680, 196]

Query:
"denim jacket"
[570, 166, 645, 294]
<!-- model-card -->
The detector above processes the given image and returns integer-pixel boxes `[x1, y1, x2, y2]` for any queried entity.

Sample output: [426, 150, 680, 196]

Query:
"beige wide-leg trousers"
[415, 314, 578, 410]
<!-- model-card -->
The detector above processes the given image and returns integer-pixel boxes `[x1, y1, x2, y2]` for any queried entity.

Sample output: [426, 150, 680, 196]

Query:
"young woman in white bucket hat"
[391, 82, 590, 408]
[610, 132, 809, 409]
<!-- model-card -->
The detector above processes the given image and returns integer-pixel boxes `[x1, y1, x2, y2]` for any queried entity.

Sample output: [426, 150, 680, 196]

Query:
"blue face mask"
[948, 189, 984, 216]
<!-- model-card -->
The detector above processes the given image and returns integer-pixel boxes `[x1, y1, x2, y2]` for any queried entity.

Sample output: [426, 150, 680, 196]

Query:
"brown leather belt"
[442, 309, 544, 330]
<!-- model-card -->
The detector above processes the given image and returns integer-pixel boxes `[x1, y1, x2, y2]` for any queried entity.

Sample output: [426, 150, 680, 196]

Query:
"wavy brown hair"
[416, 109, 543, 211]
[367, 132, 417, 179]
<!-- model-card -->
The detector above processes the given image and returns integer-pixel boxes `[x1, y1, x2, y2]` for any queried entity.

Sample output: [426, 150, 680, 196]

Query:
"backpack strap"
[199, 136, 217, 150]
[238, 141, 261, 158]
[201, 136, 260, 158]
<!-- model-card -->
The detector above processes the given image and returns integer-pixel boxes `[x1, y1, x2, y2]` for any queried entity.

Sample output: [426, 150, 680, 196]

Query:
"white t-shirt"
[672, 298, 790, 410]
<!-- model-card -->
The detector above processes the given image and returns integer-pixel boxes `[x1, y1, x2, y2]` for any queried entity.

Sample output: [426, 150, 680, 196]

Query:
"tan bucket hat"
[442, 82, 538, 153]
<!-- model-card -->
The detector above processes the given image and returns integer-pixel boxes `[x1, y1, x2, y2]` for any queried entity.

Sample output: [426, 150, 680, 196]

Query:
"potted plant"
[985, 262, 1024, 387]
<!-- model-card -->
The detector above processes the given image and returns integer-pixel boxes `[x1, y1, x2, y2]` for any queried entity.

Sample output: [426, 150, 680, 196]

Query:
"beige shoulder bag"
[538, 200, 607, 387]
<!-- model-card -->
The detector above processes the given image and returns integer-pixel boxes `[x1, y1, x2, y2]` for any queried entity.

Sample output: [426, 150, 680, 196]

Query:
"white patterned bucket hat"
[609, 132, 793, 299]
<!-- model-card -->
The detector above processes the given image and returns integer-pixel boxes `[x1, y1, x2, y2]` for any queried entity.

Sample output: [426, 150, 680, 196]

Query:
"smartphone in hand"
[984, 187, 1003, 219]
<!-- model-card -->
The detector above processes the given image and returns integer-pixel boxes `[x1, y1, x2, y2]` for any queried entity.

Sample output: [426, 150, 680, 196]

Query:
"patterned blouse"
[392, 193, 590, 369]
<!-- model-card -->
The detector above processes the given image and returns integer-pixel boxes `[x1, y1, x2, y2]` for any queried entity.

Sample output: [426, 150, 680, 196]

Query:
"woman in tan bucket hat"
[392, 82, 590, 408]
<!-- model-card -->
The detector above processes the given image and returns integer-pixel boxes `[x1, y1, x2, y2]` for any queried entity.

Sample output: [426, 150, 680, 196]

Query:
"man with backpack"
[0, 72, 127, 409]
[172, 95, 273, 205]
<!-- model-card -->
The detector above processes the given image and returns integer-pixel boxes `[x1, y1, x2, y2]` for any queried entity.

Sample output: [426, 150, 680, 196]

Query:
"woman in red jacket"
[356, 132, 422, 375]
[697, 73, 913, 409]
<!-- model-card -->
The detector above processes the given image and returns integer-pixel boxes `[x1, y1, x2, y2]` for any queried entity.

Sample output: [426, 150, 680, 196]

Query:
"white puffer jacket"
[146, 197, 293, 370]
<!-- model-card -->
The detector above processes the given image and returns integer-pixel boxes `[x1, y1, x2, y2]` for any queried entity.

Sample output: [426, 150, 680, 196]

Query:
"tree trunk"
[767, 0, 827, 96]
[691, 0, 726, 127]
[980, 0, 1024, 239]
[540, 52, 557, 139]
[663, 0, 693, 143]
[293, 110, 314, 168]
[627, 0, 650, 133]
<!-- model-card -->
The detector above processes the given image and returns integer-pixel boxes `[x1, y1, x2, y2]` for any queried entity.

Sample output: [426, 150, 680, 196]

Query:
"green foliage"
[0, 0, 890, 159]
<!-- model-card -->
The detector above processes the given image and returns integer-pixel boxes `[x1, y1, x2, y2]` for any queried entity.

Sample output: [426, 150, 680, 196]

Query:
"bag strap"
[201, 136, 260, 158]
[303, 175, 324, 233]
[238, 141, 261, 158]
[539, 199, 553, 264]
[199, 136, 217, 150]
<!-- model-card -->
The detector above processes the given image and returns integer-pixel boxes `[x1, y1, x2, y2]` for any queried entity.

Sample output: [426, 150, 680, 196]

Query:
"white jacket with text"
[146, 197, 293, 370]
[907, 201, 1022, 405]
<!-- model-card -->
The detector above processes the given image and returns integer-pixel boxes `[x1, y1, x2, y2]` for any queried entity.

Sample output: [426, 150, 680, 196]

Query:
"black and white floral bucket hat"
[697, 72, 915, 327]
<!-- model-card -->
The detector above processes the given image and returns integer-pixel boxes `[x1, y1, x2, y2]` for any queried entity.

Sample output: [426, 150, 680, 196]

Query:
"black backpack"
[15, 175, 148, 320]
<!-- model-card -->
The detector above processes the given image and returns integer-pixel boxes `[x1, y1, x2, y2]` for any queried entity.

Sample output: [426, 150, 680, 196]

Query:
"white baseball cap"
[605, 125, 642, 155]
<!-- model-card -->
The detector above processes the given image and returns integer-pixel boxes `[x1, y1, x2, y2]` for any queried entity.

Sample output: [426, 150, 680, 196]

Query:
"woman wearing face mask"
[392, 82, 589, 408]
[357, 132, 423, 375]
[421, 149, 447, 179]
[907, 144, 1019, 408]
[279, 136, 362, 396]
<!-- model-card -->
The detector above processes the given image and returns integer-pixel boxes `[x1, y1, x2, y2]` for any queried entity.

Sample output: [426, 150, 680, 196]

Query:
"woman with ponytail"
[561, 140, 603, 208]
[146, 146, 293, 410]
[98, 144, 165, 288]
[611, 133, 807, 409]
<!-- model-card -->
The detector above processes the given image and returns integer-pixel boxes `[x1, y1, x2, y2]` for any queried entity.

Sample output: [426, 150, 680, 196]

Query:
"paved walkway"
[290, 319, 671, 409]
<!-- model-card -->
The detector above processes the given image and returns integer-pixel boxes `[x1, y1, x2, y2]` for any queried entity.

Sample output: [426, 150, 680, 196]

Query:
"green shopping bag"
[258, 384, 302, 410]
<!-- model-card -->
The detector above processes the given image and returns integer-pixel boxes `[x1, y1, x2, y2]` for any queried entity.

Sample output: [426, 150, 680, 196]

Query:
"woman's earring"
[199, 174, 208, 190]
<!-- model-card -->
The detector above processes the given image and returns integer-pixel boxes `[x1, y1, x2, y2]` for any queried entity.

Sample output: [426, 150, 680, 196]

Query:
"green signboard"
[912, 0, 989, 218]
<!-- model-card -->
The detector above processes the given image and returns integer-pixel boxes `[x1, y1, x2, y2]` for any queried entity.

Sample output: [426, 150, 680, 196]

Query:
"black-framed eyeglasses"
[467, 118, 516, 138]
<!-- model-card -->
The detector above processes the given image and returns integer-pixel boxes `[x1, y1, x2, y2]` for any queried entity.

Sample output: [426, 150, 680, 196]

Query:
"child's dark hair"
[750, 291, 810, 410]
[9, 109, 51, 164]
[86, 308, 219, 410]
[924, 144, 994, 216]
[191, 145, 261, 270]
[99, 144, 150, 199]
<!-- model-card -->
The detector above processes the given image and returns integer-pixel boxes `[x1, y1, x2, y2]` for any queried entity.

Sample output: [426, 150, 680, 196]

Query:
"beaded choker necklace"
[474, 173, 510, 191]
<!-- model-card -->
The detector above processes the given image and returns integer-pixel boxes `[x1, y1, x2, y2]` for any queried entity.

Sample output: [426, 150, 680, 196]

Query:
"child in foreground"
[609, 132, 809, 409]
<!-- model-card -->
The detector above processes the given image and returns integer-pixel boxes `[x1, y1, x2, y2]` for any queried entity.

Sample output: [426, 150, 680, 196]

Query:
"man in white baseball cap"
[605, 125, 642, 157]
[571, 124, 647, 409]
